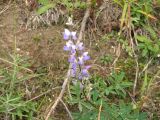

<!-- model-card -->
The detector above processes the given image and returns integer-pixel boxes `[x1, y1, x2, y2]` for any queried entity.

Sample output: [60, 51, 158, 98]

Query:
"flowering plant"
[63, 26, 91, 84]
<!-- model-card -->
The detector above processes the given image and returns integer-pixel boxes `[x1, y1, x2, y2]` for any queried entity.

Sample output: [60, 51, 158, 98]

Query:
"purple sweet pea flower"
[78, 65, 91, 80]
[81, 65, 91, 77]
[71, 32, 77, 40]
[70, 62, 77, 77]
[76, 42, 84, 50]
[64, 40, 76, 53]
[72, 62, 77, 70]
[63, 29, 77, 40]
[63, 29, 71, 40]
[68, 54, 76, 63]
[70, 44, 76, 54]
[63, 40, 73, 51]
[78, 56, 84, 65]
[78, 52, 90, 65]
[82, 52, 90, 61]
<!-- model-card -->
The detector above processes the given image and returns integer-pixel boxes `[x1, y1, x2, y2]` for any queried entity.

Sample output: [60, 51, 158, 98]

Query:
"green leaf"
[38, 0, 49, 5]
[136, 35, 151, 43]
[144, 26, 157, 40]
[17, 110, 23, 119]
[142, 49, 148, 57]
[37, 4, 55, 15]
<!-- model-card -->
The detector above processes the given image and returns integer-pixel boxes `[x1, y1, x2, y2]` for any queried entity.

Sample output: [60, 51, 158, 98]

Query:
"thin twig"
[8, 87, 61, 112]
[0, 57, 33, 73]
[0, 0, 12, 15]
[133, 55, 139, 98]
[139, 58, 153, 75]
[112, 43, 121, 69]
[45, 1, 91, 119]
[45, 68, 71, 120]
[28, 87, 61, 102]
[97, 100, 102, 120]
[77, 0, 91, 42]
[147, 68, 160, 93]
[60, 99, 73, 120]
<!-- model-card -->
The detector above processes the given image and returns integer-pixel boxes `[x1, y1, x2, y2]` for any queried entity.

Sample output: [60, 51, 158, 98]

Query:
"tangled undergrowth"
[0, 0, 160, 120]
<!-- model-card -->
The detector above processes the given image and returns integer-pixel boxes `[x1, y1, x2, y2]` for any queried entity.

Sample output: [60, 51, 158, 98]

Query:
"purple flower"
[78, 52, 90, 65]
[63, 29, 71, 40]
[82, 52, 90, 61]
[63, 27, 91, 82]
[70, 63, 77, 77]
[68, 54, 76, 63]
[72, 62, 77, 70]
[78, 56, 84, 65]
[78, 65, 91, 80]
[76, 42, 84, 50]
[64, 40, 76, 53]
[64, 40, 73, 51]
[63, 29, 77, 40]
[71, 32, 77, 40]
[81, 65, 91, 77]
[71, 69, 76, 77]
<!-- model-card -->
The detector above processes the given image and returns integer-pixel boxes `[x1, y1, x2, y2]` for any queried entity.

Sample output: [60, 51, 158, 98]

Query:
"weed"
[37, 0, 56, 15]
[136, 25, 160, 58]
[0, 54, 37, 119]
[100, 54, 113, 65]
[68, 72, 147, 120]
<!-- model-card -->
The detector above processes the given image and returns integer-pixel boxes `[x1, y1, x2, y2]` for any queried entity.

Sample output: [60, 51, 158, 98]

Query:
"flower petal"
[76, 42, 84, 50]
[63, 29, 71, 40]
[63, 46, 70, 51]
[82, 52, 90, 61]
[78, 57, 84, 65]
[83, 55, 90, 61]
[71, 32, 77, 40]
[72, 62, 77, 70]
[81, 68, 89, 77]
[69, 54, 76, 63]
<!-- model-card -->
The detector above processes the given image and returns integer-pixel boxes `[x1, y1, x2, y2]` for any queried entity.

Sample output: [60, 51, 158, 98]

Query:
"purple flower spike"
[82, 52, 90, 61]
[63, 29, 71, 40]
[71, 32, 77, 40]
[63, 26, 91, 82]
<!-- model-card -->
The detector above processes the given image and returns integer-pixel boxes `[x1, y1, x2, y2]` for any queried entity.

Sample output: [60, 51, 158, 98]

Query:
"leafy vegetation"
[0, 54, 37, 119]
